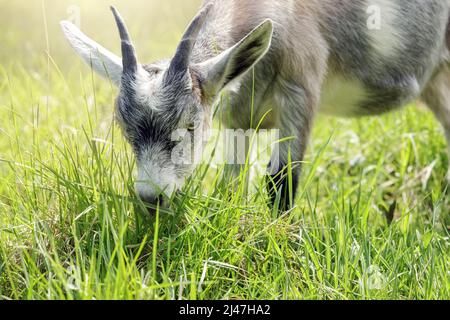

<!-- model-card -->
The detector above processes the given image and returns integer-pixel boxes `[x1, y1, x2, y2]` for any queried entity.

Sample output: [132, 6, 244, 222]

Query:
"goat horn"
[111, 6, 138, 77]
[165, 4, 213, 83]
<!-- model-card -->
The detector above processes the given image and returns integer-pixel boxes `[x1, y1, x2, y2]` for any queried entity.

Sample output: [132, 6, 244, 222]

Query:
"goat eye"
[187, 123, 196, 132]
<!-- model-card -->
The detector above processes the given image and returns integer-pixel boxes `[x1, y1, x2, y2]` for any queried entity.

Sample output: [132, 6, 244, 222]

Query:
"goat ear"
[197, 19, 273, 100]
[60, 21, 123, 86]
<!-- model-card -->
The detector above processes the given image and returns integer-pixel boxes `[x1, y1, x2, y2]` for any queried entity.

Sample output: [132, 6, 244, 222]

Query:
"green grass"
[0, 0, 449, 300]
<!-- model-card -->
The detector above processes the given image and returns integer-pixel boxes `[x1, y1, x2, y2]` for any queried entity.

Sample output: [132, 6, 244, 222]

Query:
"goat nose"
[139, 193, 165, 215]
[139, 193, 164, 205]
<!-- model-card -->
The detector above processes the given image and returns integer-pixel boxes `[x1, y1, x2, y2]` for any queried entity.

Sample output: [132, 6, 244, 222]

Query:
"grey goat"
[61, 0, 450, 211]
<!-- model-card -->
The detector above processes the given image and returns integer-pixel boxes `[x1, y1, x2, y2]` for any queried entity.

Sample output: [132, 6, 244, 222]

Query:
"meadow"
[0, 0, 449, 300]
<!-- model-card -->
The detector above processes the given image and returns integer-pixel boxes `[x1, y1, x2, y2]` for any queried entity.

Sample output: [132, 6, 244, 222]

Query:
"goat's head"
[61, 6, 273, 207]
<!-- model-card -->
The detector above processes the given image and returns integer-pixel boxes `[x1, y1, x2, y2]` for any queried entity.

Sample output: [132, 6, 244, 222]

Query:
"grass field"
[0, 0, 449, 300]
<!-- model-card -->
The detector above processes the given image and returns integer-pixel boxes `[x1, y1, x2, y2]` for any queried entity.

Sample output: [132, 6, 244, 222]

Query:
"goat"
[61, 0, 450, 211]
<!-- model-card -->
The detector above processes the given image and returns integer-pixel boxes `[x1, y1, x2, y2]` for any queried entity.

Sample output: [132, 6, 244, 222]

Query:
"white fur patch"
[135, 143, 183, 199]
[319, 74, 368, 117]
[131, 67, 163, 111]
